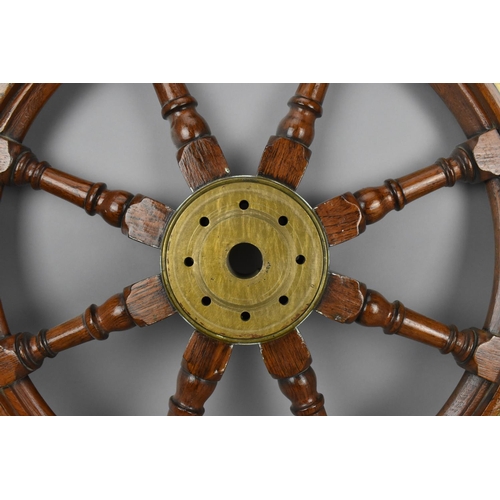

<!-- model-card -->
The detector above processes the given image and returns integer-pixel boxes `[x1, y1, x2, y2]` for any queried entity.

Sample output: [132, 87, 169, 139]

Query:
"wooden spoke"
[153, 83, 230, 191]
[0, 275, 176, 388]
[315, 129, 500, 246]
[317, 274, 500, 384]
[316, 272, 366, 324]
[168, 331, 233, 416]
[257, 83, 329, 190]
[260, 329, 326, 416]
[0, 138, 172, 247]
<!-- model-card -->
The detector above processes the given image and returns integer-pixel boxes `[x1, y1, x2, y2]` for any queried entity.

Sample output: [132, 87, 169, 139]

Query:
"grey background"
[0, 83, 494, 415]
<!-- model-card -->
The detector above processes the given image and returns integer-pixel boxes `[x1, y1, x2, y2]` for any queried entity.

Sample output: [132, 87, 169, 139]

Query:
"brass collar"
[161, 176, 329, 344]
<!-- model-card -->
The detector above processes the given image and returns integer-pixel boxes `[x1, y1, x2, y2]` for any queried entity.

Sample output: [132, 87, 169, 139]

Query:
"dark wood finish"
[0, 276, 176, 388]
[431, 83, 500, 139]
[432, 84, 500, 415]
[316, 273, 366, 324]
[153, 83, 229, 190]
[168, 331, 233, 416]
[0, 297, 55, 415]
[316, 130, 500, 246]
[0, 300, 10, 337]
[0, 378, 55, 416]
[2, 83, 500, 415]
[485, 178, 500, 331]
[1, 142, 173, 247]
[258, 83, 328, 190]
[438, 371, 496, 416]
[482, 385, 500, 415]
[0, 83, 60, 142]
[318, 276, 500, 383]
[260, 329, 326, 416]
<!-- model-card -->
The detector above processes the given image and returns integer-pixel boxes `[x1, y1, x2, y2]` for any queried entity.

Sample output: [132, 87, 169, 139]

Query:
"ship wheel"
[1, 83, 500, 416]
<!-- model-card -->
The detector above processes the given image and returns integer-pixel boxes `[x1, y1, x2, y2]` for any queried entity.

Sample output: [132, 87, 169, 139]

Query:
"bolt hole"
[184, 257, 194, 267]
[296, 255, 306, 265]
[201, 296, 212, 306]
[241, 311, 251, 321]
[278, 216, 288, 226]
[228, 243, 263, 279]
[200, 217, 210, 227]
[279, 295, 289, 305]
[239, 200, 249, 210]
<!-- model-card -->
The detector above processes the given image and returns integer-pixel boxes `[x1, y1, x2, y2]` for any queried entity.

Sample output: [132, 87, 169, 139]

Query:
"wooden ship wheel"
[1, 83, 500, 416]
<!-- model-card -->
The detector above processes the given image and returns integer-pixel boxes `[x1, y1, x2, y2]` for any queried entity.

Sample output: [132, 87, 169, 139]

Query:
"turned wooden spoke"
[317, 274, 500, 384]
[153, 83, 230, 191]
[258, 83, 329, 190]
[0, 275, 176, 388]
[0, 139, 172, 247]
[260, 329, 326, 416]
[315, 129, 500, 246]
[168, 331, 233, 416]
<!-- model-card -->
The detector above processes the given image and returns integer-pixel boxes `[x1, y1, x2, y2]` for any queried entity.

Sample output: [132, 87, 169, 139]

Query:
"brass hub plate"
[161, 176, 329, 344]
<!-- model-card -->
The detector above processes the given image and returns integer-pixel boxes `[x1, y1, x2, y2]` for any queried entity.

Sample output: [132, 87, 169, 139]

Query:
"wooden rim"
[1, 83, 500, 415]
[430, 84, 500, 415]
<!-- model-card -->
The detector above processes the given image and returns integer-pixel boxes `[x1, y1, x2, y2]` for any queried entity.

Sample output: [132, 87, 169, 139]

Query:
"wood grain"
[260, 329, 326, 416]
[316, 273, 366, 324]
[153, 83, 229, 190]
[0, 83, 60, 142]
[355, 287, 500, 383]
[2, 144, 173, 247]
[317, 271, 500, 383]
[431, 83, 499, 139]
[0, 276, 176, 388]
[315, 131, 500, 246]
[258, 83, 328, 190]
[430, 84, 500, 415]
[0, 378, 55, 416]
[168, 331, 233, 416]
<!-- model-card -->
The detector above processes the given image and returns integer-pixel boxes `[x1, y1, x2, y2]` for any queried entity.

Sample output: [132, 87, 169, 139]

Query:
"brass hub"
[161, 176, 329, 344]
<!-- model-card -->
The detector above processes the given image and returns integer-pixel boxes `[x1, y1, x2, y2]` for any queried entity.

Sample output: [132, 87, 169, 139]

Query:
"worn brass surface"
[161, 176, 329, 344]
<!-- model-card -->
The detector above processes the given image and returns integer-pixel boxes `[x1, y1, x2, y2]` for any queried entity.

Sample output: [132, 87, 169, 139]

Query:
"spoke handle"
[316, 129, 500, 246]
[0, 292, 135, 388]
[276, 83, 329, 147]
[12, 150, 135, 225]
[356, 288, 500, 383]
[0, 276, 175, 388]
[3, 142, 173, 247]
[154, 83, 211, 149]
[168, 331, 232, 416]
[353, 150, 474, 226]
[260, 330, 326, 416]
[153, 84, 230, 191]
[258, 84, 329, 190]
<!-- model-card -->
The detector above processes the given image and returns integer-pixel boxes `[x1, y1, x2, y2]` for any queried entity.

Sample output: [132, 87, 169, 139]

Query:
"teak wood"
[1, 83, 500, 416]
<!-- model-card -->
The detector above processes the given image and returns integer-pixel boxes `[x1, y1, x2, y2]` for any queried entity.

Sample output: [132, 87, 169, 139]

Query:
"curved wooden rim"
[1, 83, 500, 415]
[0, 83, 59, 416]
[431, 83, 500, 415]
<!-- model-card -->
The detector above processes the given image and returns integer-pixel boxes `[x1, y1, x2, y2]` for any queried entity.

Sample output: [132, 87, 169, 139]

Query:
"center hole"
[227, 242, 263, 279]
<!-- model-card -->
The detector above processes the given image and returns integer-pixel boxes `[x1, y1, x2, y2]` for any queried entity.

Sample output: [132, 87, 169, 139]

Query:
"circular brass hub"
[161, 176, 329, 344]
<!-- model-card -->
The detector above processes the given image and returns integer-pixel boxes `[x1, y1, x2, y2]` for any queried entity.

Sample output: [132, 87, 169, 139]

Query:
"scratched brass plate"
[161, 176, 328, 344]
